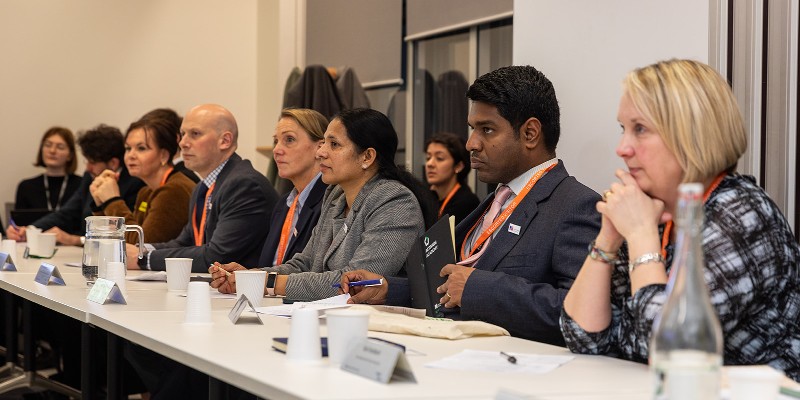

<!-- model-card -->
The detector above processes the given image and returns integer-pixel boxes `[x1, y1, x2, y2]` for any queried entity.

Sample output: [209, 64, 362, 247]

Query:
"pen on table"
[331, 278, 383, 288]
[500, 351, 517, 364]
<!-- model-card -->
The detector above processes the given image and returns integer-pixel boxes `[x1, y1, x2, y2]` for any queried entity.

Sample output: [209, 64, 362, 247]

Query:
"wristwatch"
[266, 272, 279, 297]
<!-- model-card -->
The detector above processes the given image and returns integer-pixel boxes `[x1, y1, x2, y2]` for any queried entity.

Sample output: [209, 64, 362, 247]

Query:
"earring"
[361, 164, 368, 170]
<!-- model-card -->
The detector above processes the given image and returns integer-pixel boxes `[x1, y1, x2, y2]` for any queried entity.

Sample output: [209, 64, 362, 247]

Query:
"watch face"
[266, 273, 277, 288]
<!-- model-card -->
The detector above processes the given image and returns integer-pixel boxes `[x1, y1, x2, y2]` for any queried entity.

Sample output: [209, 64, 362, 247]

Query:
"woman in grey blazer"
[210, 108, 436, 301]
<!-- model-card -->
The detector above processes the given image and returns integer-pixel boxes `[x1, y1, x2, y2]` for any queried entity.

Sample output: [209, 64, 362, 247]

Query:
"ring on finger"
[602, 190, 613, 201]
[444, 292, 452, 300]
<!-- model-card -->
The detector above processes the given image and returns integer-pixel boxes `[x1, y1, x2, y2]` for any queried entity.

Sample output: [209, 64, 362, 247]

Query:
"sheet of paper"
[254, 293, 351, 317]
[425, 350, 574, 374]
[64, 261, 82, 267]
[127, 271, 167, 281]
[179, 290, 237, 299]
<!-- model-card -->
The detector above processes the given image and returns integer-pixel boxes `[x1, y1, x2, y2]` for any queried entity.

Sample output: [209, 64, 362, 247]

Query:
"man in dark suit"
[5, 124, 145, 245]
[127, 104, 278, 273]
[341, 66, 600, 346]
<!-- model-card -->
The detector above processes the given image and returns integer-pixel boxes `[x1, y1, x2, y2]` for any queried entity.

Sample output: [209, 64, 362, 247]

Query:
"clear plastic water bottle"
[650, 183, 723, 400]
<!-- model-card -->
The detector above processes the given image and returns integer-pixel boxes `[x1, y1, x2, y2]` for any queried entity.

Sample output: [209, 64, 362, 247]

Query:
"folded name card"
[228, 295, 262, 324]
[341, 338, 416, 384]
[34, 263, 65, 286]
[87, 278, 127, 305]
[0, 252, 16, 271]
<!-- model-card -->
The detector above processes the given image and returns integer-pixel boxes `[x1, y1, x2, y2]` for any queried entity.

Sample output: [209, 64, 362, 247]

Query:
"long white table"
[0, 245, 654, 399]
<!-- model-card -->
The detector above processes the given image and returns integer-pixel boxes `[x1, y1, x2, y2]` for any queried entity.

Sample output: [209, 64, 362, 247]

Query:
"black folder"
[405, 215, 456, 317]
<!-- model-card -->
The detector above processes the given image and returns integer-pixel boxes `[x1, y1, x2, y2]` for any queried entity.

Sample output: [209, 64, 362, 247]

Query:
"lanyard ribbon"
[438, 183, 461, 218]
[192, 182, 215, 246]
[660, 173, 726, 258]
[275, 195, 299, 264]
[460, 164, 556, 261]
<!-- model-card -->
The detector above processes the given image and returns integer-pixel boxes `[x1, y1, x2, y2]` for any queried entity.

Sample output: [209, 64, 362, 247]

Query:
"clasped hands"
[89, 170, 121, 206]
[339, 264, 476, 308]
[595, 169, 672, 250]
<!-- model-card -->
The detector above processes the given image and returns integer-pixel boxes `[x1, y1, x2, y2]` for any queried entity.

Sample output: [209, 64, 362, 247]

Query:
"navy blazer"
[257, 177, 327, 267]
[388, 160, 600, 345]
[150, 153, 279, 272]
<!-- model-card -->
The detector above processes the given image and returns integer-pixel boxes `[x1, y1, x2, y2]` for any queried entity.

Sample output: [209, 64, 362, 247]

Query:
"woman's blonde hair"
[279, 108, 328, 141]
[623, 59, 747, 183]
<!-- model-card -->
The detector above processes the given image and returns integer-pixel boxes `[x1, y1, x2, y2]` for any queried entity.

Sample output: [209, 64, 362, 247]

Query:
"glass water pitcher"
[82, 216, 144, 284]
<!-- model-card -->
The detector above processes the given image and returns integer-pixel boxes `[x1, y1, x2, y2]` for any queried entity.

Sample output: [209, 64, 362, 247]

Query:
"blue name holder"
[0, 252, 16, 271]
[34, 262, 65, 286]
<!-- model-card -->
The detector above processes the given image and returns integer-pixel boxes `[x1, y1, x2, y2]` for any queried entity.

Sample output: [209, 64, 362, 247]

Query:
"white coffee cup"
[234, 270, 267, 307]
[2, 239, 17, 260]
[105, 261, 127, 295]
[184, 281, 212, 324]
[728, 366, 783, 400]
[165, 258, 193, 291]
[325, 308, 370, 364]
[286, 308, 322, 363]
[30, 233, 56, 257]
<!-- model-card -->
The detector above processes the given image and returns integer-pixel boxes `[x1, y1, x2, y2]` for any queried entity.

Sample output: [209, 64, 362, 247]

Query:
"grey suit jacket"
[263, 176, 425, 301]
[149, 154, 279, 273]
[388, 161, 600, 345]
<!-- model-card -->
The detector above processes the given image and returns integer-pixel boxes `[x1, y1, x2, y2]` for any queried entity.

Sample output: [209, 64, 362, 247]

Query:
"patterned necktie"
[459, 185, 513, 266]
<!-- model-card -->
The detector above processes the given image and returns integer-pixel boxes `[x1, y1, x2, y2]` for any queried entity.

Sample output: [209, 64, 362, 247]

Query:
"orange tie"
[275, 196, 299, 264]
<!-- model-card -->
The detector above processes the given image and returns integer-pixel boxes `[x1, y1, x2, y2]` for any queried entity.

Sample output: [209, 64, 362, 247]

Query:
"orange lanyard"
[660, 173, 726, 258]
[438, 183, 461, 217]
[460, 164, 556, 261]
[275, 195, 299, 264]
[159, 167, 174, 187]
[192, 182, 215, 246]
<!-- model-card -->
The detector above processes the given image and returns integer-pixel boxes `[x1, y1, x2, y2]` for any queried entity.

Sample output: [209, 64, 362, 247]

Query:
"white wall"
[513, 0, 710, 193]
[0, 0, 266, 220]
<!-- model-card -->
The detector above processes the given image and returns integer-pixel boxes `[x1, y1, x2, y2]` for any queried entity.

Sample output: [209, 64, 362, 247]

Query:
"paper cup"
[165, 258, 193, 291]
[184, 281, 212, 324]
[105, 261, 127, 295]
[2, 239, 17, 260]
[31, 233, 56, 257]
[286, 308, 322, 362]
[728, 366, 783, 400]
[234, 270, 267, 307]
[325, 308, 369, 364]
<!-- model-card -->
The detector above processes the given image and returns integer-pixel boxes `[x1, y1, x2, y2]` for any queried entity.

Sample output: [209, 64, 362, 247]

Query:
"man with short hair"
[6, 124, 144, 245]
[341, 66, 601, 345]
[128, 103, 278, 273]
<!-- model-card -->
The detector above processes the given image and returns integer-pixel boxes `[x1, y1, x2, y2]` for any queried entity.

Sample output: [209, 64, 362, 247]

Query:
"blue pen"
[8, 218, 18, 230]
[331, 278, 383, 289]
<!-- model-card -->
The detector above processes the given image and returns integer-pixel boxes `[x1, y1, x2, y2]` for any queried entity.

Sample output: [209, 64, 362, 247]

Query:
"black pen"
[500, 351, 517, 364]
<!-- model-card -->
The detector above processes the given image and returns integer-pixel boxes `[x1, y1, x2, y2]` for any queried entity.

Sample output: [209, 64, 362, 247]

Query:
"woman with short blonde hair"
[561, 59, 800, 381]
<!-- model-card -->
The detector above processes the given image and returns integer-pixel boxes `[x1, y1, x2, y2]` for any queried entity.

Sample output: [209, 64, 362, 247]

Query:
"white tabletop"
[1, 245, 653, 400]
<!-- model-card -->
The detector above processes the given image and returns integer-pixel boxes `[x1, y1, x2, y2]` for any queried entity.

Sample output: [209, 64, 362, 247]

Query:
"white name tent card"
[228, 295, 263, 324]
[341, 338, 416, 384]
[0, 252, 16, 271]
[86, 278, 127, 305]
[34, 263, 65, 286]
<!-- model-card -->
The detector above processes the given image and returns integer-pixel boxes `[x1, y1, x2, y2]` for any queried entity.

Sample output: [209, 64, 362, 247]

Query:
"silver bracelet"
[628, 252, 666, 274]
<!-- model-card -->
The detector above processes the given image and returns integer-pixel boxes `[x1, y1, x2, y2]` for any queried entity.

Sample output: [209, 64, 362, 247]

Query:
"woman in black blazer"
[258, 108, 329, 266]
[425, 132, 480, 224]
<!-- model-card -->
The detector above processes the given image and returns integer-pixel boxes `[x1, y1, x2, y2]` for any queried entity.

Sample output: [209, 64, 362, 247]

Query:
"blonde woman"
[560, 59, 800, 381]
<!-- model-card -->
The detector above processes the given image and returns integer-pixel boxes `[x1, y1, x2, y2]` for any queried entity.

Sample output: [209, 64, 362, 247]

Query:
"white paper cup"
[234, 270, 267, 307]
[2, 239, 17, 260]
[184, 281, 212, 324]
[105, 261, 127, 295]
[325, 308, 369, 364]
[728, 366, 783, 400]
[165, 258, 193, 291]
[31, 233, 56, 257]
[286, 308, 322, 362]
